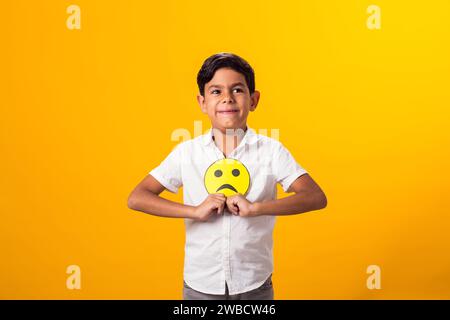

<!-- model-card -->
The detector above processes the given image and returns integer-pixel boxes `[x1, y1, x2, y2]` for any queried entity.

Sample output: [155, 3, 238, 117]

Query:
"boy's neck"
[211, 125, 248, 157]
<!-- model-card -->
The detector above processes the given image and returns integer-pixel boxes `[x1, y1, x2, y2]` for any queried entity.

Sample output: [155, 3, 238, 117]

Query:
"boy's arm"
[227, 174, 327, 217]
[127, 174, 227, 220]
[255, 173, 327, 216]
[127, 174, 195, 219]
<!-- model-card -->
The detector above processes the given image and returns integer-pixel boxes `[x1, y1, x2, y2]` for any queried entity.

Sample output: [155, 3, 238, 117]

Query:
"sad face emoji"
[204, 158, 250, 196]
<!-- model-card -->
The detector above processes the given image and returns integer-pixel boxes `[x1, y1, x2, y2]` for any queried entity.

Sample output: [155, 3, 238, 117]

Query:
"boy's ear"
[249, 90, 260, 112]
[197, 94, 207, 114]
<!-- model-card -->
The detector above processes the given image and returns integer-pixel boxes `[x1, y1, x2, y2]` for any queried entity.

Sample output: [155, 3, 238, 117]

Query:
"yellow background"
[1, 0, 449, 299]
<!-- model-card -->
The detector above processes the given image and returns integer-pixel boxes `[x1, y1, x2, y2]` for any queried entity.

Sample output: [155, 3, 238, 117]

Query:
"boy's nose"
[222, 95, 235, 103]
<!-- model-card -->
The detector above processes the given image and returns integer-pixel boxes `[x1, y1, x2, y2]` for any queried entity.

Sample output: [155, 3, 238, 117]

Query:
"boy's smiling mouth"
[217, 109, 239, 115]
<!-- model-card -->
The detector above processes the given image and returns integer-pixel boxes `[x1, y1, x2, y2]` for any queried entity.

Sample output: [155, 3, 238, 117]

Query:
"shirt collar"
[201, 126, 259, 146]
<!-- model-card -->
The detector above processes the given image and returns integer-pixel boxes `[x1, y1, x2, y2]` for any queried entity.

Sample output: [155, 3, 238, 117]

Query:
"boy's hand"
[192, 193, 226, 222]
[226, 194, 257, 217]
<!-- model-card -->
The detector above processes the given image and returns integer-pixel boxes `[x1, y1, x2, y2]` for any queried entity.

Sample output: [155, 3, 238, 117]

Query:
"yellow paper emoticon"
[204, 158, 250, 197]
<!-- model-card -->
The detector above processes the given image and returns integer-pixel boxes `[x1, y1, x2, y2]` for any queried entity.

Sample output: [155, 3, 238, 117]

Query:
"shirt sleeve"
[148, 143, 183, 194]
[273, 142, 308, 192]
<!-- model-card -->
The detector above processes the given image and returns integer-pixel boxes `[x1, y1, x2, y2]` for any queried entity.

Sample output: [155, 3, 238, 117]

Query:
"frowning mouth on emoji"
[216, 183, 238, 193]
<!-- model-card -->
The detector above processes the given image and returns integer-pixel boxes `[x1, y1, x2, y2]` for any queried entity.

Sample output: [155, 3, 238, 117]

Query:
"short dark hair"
[197, 52, 255, 96]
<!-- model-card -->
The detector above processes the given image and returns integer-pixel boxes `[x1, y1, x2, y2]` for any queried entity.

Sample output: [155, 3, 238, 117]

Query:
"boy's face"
[197, 68, 260, 132]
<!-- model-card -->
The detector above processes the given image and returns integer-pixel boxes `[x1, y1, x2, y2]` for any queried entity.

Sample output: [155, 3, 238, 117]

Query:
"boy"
[127, 52, 327, 300]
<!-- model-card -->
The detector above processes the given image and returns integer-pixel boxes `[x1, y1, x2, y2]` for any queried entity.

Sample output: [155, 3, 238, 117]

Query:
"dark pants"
[183, 274, 274, 300]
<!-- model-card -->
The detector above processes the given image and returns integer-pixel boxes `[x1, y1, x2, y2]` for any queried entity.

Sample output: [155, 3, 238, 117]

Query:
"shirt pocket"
[247, 166, 277, 202]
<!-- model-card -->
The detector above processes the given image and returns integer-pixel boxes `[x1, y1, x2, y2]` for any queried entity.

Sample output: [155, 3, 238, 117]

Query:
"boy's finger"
[214, 202, 223, 215]
[227, 201, 237, 211]
[226, 203, 238, 215]
[213, 200, 224, 213]
[215, 197, 227, 204]
[217, 202, 225, 214]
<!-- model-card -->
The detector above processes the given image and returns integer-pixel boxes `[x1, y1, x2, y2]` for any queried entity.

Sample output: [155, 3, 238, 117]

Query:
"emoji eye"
[232, 169, 240, 177]
[214, 169, 223, 177]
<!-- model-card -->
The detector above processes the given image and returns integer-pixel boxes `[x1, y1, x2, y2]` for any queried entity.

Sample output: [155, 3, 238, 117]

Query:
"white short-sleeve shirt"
[149, 126, 308, 295]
